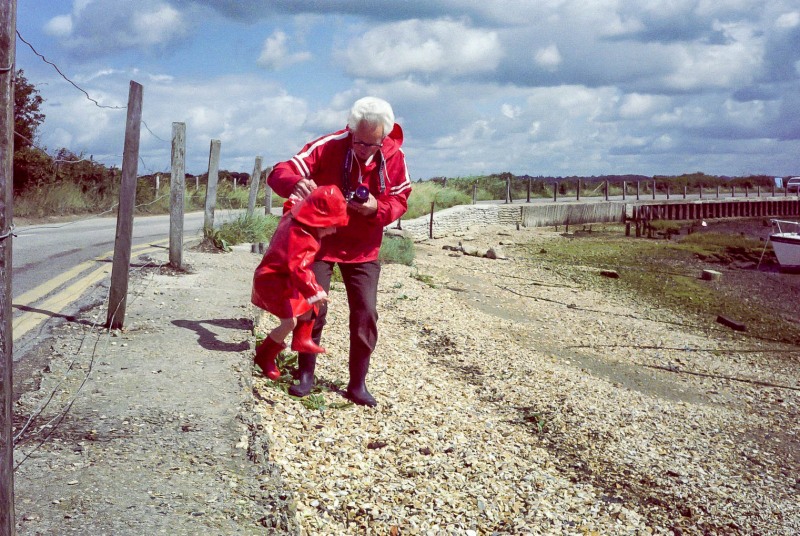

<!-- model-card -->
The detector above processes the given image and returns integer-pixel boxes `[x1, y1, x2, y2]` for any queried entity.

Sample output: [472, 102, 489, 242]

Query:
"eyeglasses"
[353, 139, 383, 148]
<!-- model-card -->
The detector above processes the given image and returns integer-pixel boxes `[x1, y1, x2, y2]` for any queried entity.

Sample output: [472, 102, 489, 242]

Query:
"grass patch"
[520, 223, 798, 345]
[379, 235, 415, 265]
[405, 181, 472, 220]
[212, 214, 280, 246]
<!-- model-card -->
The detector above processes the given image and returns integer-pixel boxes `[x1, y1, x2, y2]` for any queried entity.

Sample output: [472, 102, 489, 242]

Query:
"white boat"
[770, 219, 800, 271]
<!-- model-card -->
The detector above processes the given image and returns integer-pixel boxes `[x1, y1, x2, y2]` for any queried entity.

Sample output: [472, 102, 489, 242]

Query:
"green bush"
[379, 235, 415, 266]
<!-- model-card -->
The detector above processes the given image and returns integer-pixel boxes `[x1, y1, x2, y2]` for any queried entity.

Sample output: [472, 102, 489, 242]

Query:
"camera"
[348, 185, 370, 204]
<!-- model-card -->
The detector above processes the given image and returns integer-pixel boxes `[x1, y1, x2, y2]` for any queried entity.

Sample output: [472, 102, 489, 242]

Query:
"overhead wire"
[16, 30, 125, 110]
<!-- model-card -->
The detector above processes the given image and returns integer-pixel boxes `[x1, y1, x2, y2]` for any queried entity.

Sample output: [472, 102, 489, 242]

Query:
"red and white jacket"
[267, 124, 412, 263]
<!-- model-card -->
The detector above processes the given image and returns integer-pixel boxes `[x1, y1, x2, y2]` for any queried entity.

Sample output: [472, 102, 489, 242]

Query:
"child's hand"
[307, 290, 328, 305]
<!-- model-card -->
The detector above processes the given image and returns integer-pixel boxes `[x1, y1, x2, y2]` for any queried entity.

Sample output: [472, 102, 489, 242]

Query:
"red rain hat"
[290, 185, 349, 228]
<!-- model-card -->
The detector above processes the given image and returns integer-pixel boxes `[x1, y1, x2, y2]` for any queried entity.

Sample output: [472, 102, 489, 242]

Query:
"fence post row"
[247, 156, 262, 218]
[264, 166, 274, 216]
[107, 81, 144, 330]
[204, 139, 221, 230]
[169, 122, 186, 270]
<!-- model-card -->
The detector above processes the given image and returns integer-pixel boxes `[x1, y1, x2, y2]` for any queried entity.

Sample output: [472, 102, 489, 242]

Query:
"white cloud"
[661, 22, 764, 90]
[534, 44, 562, 70]
[131, 5, 184, 46]
[501, 104, 521, 119]
[618, 93, 668, 119]
[775, 11, 800, 28]
[340, 18, 503, 78]
[257, 30, 312, 70]
[48, 0, 191, 55]
[44, 15, 73, 37]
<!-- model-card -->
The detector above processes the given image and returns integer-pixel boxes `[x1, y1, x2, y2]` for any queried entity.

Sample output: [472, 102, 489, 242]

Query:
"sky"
[12, 0, 800, 180]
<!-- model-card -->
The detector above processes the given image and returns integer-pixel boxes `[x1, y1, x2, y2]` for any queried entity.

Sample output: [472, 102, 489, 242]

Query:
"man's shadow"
[171, 318, 252, 352]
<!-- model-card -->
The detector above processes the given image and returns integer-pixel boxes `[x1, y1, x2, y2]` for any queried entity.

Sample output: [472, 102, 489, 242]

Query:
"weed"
[202, 226, 231, 252]
[411, 271, 436, 288]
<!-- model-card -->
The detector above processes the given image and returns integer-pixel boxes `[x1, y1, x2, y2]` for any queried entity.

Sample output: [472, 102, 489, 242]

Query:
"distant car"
[787, 177, 800, 194]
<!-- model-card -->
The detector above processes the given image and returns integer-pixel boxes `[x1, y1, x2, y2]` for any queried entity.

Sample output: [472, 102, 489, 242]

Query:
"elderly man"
[266, 96, 412, 406]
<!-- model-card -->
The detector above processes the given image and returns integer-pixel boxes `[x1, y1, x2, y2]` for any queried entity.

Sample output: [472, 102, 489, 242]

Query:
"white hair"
[347, 96, 395, 136]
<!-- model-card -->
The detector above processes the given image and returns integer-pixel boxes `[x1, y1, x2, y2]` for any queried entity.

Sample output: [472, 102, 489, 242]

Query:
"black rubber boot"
[288, 353, 317, 397]
[345, 354, 376, 407]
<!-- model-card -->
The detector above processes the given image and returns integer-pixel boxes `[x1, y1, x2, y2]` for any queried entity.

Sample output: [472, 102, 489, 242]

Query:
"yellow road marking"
[13, 239, 169, 341]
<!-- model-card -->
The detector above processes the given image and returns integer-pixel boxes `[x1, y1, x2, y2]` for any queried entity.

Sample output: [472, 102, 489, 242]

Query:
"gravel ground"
[11, 224, 799, 535]
[253, 225, 799, 535]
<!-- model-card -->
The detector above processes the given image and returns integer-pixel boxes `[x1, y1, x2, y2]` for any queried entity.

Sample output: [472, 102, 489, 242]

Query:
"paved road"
[10, 208, 253, 349]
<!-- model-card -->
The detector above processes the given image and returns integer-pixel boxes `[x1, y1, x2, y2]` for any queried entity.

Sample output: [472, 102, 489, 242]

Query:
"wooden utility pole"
[203, 139, 221, 230]
[169, 122, 186, 269]
[107, 81, 143, 330]
[0, 2, 17, 532]
[247, 156, 262, 218]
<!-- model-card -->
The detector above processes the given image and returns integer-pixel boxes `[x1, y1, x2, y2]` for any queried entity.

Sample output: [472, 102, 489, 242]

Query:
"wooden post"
[0, 2, 17, 530]
[505, 176, 511, 204]
[526, 177, 531, 203]
[472, 182, 477, 204]
[732, 186, 735, 198]
[553, 182, 558, 202]
[666, 184, 670, 200]
[636, 181, 640, 200]
[203, 139, 221, 230]
[576, 179, 581, 201]
[622, 181, 626, 200]
[717, 185, 720, 198]
[429, 201, 435, 239]
[107, 81, 143, 330]
[247, 156, 262, 217]
[652, 180, 657, 199]
[264, 168, 273, 216]
[169, 122, 186, 269]
[699, 185, 702, 199]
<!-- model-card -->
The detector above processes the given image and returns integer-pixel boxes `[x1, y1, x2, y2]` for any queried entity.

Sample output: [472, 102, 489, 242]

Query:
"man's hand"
[349, 194, 378, 216]
[291, 178, 317, 199]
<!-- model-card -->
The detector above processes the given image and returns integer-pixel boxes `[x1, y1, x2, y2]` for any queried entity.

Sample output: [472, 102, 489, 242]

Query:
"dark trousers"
[309, 260, 381, 363]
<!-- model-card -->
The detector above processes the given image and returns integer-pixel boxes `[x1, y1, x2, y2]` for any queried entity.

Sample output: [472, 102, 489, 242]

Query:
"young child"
[251, 185, 349, 380]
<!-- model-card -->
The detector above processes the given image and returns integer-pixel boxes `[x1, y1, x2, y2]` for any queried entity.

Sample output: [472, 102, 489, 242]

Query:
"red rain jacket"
[267, 124, 412, 263]
[251, 215, 324, 319]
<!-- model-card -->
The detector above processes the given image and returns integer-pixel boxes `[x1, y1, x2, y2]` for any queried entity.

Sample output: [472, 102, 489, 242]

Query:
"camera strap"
[342, 148, 354, 198]
[342, 147, 386, 198]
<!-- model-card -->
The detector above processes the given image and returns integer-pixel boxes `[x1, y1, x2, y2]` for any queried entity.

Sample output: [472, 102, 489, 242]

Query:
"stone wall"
[392, 202, 625, 240]
[393, 204, 524, 240]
